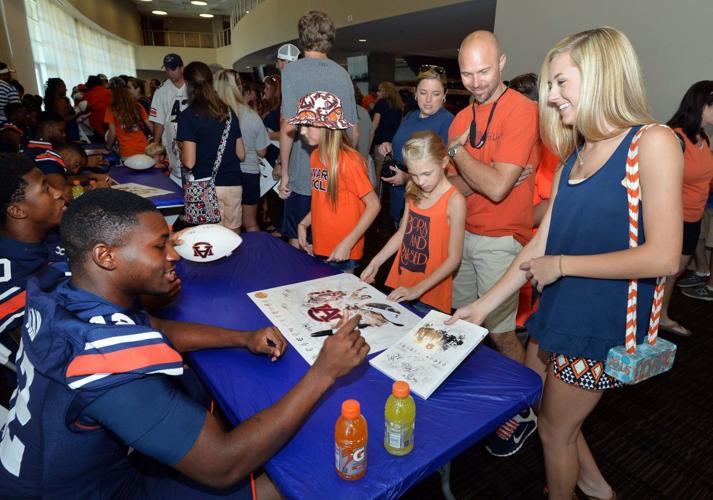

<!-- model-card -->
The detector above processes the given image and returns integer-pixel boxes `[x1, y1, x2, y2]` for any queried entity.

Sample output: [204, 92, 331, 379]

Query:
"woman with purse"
[449, 27, 683, 499]
[177, 62, 245, 231]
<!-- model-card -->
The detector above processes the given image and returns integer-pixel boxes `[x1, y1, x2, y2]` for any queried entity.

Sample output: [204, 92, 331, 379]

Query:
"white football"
[123, 154, 156, 170]
[174, 224, 242, 263]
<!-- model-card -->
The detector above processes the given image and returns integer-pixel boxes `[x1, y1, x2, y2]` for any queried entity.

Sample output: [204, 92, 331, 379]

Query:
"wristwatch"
[448, 144, 461, 158]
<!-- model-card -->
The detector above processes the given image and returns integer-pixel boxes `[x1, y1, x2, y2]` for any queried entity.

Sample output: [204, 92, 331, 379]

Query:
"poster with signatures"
[369, 310, 489, 399]
[112, 183, 173, 198]
[248, 274, 420, 365]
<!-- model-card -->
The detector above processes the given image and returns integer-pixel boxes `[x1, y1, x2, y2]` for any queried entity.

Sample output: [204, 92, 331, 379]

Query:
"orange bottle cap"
[89, 180, 97, 185]
[392, 380, 410, 398]
[72, 180, 80, 185]
[341, 399, 360, 419]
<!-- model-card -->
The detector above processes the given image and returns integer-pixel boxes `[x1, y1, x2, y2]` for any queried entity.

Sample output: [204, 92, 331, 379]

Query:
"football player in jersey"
[0, 188, 369, 499]
[0, 153, 67, 365]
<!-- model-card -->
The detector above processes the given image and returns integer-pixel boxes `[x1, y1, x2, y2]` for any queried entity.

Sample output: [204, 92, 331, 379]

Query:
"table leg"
[438, 461, 456, 500]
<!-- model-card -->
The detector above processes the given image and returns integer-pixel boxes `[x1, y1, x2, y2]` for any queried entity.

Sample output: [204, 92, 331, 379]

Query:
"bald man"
[447, 31, 539, 456]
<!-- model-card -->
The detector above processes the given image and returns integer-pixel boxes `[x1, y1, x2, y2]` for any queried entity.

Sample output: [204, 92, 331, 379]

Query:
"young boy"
[0, 188, 369, 499]
[0, 103, 31, 152]
[145, 141, 170, 175]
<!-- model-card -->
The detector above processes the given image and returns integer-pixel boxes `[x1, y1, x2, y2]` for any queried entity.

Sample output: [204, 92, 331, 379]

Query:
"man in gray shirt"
[279, 10, 358, 247]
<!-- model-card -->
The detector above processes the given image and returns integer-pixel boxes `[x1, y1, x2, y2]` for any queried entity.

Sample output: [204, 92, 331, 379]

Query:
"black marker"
[310, 323, 369, 337]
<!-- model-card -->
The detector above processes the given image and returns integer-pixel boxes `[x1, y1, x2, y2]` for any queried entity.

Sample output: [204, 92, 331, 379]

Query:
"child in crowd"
[361, 131, 465, 313]
[0, 103, 31, 152]
[145, 141, 170, 174]
[105, 77, 151, 159]
[291, 91, 380, 272]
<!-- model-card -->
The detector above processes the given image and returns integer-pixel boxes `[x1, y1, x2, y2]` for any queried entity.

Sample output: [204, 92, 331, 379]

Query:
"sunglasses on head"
[264, 74, 279, 83]
[419, 64, 446, 75]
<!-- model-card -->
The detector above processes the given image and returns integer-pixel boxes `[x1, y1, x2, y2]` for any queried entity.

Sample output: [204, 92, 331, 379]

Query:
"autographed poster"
[249, 274, 420, 365]
[370, 310, 489, 399]
[112, 183, 173, 198]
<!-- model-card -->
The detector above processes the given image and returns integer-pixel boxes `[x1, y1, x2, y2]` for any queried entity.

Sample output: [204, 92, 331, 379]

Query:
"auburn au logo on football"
[192, 242, 214, 259]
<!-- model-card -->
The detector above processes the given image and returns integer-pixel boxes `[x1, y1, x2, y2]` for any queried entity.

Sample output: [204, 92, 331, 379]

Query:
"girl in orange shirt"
[361, 131, 466, 313]
[290, 91, 380, 272]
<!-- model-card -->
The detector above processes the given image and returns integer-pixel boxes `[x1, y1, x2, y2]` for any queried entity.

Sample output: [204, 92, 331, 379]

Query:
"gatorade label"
[386, 422, 413, 449]
[335, 443, 367, 477]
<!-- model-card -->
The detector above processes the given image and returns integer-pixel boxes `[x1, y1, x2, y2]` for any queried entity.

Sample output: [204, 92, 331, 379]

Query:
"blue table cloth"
[159, 232, 542, 499]
[110, 165, 183, 209]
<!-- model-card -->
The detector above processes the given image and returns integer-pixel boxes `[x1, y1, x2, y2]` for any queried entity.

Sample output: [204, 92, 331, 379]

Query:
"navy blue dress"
[526, 126, 656, 361]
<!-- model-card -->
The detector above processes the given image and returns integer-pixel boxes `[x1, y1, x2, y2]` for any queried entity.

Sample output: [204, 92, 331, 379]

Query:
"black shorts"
[280, 192, 311, 239]
[241, 172, 260, 205]
[682, 219, 702, 255]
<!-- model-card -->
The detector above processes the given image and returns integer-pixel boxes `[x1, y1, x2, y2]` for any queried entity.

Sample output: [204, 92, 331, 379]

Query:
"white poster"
[249, 274, 420, 365]
[370, 310, 489, 399]
[112, 182, 173, 198]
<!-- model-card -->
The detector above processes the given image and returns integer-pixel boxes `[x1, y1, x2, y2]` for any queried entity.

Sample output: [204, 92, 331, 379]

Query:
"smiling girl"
[361, 131, 465, 313]
[449, 27, 683, 499]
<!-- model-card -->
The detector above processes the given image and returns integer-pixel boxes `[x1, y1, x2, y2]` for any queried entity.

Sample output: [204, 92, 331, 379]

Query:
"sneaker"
[677, 273, 710, 288]
[486, 407, 538, 457]
[682, 285, 713, 301]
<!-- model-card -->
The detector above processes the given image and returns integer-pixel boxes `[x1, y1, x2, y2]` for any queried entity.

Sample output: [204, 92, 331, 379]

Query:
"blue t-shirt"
[0, 231, 67, 336]
[0, 278, 205, 499]
[372, 99, 403, 147]
[21, 140, 67, 176]
[262, 108, 280, 133]
[176, 107, 242, 186]
[388, 107, 454, 222]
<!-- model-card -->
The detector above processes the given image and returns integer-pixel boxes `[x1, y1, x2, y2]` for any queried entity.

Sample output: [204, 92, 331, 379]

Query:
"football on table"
[123, 154, 156, 170]
[174, 224, 243, 262]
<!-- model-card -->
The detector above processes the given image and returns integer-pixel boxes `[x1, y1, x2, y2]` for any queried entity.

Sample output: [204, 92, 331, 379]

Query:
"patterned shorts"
[550, 353, 624, 391]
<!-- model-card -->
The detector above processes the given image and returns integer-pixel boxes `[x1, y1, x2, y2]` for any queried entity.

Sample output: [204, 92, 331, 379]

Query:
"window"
[24, 0, 136, 95]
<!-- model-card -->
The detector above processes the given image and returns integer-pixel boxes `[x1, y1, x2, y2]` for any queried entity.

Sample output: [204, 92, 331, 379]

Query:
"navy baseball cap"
[162, 53, 184, 70]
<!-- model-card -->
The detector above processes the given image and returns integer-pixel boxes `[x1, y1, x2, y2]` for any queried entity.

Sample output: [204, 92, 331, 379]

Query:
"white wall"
[494, 0, 713, 122]
[134, 46, 218, 71]
[0, 0, 38, 94]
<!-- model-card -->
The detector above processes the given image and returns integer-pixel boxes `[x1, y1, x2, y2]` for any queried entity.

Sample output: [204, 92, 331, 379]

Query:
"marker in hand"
[311, 323, 369, 337]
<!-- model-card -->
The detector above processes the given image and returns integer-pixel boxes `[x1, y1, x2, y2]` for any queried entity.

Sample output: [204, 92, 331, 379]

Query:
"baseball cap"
[162, 53, 184, 70]
[276, 44, 300, 62]
[0, 62, 16, 75]
[288, 91, 353, 130]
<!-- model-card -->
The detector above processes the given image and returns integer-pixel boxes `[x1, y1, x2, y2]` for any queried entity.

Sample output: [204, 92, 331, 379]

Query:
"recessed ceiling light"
[358, 39, 367, 43]
[190, 1, 207, 5]
[199, 13, 214, 18]
[246, 10, 250, 13]
[139, 0, 152, 3]
[245, 66, 251, 69]
[152, 10, 167, 15]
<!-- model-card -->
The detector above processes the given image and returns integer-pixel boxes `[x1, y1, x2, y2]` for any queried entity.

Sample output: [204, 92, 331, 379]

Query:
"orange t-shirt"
[533, 144, 560, 205]
[84, 86, 112, 135]
[105, 105, 149, 158]
[448, 89, 539, 245]
[385, 186, 457, 312]
[310, 148, 374, 260]
[674, 128, 713, 222]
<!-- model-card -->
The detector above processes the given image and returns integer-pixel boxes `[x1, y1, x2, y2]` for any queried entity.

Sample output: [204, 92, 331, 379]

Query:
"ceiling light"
[199, 13, 214, 18]
[139, 0, 152, 3]
[190, 1, 207, 5]
[152, 10, 167, 15]
[246, 10, 250, 13]
[358, 39, 367, 43]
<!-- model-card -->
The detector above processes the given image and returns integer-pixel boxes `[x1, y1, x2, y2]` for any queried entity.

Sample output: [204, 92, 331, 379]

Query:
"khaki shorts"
[701, 207, 713, 248]
[215, 185, 243, 230]
[452, 232, 522, 334]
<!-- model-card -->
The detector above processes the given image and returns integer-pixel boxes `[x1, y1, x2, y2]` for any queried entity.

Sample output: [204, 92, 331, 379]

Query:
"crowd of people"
[0, 7, 712, 500]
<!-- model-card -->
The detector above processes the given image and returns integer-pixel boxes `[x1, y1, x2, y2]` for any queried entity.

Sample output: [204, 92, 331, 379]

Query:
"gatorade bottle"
[71, 180, 84, 199]
[335, 399, 367, 480]
[88, 179, 97, 190]
[384, 380, 415, 456]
